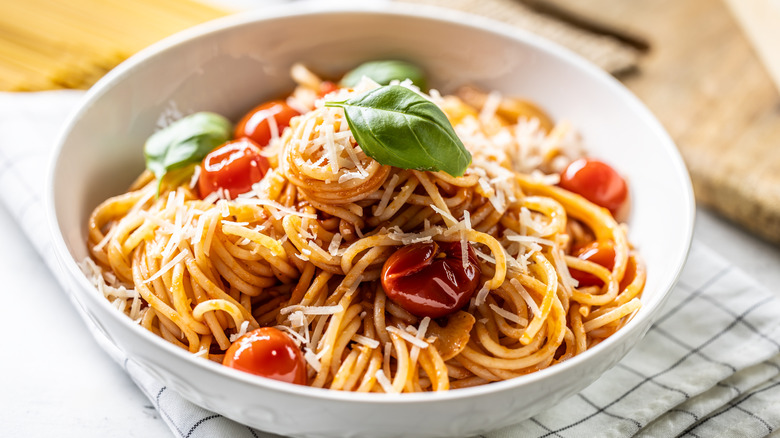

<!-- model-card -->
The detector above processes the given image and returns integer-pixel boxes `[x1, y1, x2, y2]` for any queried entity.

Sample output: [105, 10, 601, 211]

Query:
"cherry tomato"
[559, 158, 628, 216]
[319, 81, 338, 96]
[234, 100, 300, 147]
[223, 327, 307, 385]
[198, 138, 269, 199]
[569, 240, 615, 288]
[381, 241, 481, 318]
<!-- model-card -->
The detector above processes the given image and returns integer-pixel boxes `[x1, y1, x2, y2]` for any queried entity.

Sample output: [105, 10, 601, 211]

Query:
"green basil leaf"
[325, 85, 471, 177]
[340, 60, 427, 91]
[143, 112, 231, 193]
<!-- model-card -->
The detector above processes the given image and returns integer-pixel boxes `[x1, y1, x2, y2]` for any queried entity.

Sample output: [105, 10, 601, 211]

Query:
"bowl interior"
[49, 4, 693, 437]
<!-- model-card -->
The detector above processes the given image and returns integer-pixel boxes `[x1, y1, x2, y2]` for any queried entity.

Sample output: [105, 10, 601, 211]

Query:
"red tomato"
[381, 241, 481, 318]
[319, 81, 338, 96]
[569, 240, 615, 288]
[223, 327, 307, 385]
[559, 158, 628, 216]
[198, 138, 269, 200]
[234, 100, 299, 147]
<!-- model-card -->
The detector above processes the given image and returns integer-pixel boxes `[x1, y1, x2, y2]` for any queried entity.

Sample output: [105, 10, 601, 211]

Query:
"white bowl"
[47, 3, 694, 437]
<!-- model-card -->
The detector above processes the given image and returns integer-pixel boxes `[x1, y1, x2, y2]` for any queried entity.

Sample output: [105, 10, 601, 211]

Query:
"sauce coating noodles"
[83, 66, 644, 392]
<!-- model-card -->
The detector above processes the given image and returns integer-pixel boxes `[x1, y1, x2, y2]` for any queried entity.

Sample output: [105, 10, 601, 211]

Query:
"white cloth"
[1, 90, 779, 437]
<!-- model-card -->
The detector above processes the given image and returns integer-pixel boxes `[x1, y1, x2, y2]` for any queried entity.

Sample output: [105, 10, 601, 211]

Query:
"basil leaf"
[144, 112, 231, 192]
[325, 85, 471, 177]
[340, 60, 427, 91]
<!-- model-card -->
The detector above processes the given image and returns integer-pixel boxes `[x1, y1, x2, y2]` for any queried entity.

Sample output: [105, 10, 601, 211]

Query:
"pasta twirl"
[83, 63, 645, 392]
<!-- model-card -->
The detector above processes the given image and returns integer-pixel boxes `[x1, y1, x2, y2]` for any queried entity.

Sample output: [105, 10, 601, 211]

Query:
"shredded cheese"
[386, 226, 443, 245]
[505, 234, 555, 247]
[234, 198, 317, 219]
[475, 284, 491, 307]
[430, 204, 458, 226]
[203, 213, 219, 257]
[511, 278, 541, 317]
[328, 233, 343, 256]
[386, 326, 429, 349]
[280, 304, 344, 316]
[229, 320, 250, 342]
[375, 369, 396, 393]
[351, 334, 380, 349]
[142, 251, 187, 284]
[489, 303, 528, 326]
[304, 348, 321, 372]
[373, 174, 400, 217]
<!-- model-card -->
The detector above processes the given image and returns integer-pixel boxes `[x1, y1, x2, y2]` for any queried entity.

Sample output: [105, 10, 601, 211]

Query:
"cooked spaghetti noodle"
[83, 64, 645, 392]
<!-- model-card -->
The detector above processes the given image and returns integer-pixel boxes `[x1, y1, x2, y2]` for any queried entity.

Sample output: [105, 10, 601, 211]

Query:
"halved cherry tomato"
[223, 327, 307, 385]
[381, 241, 481, 318]
[234, 100, 300, 147]
[559, 158, 628, 216]
[569, 240, 615, 288]
[198, 138, 269, 199]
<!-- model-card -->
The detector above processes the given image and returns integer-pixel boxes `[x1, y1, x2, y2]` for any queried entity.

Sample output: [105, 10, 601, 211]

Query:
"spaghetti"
[83, 63, 645, 392]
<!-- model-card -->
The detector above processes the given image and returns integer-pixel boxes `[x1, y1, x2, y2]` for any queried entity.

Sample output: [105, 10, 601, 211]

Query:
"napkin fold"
[2, 90, 779, 438]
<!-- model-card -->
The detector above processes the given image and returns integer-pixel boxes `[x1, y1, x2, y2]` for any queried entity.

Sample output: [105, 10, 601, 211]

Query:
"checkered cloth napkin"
[2, 90, 779, 438]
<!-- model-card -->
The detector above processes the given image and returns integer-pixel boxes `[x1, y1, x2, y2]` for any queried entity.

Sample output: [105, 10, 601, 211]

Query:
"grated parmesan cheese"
[375, 369, 396, 394]
[304, 348, 321, 372]
[189, 165, 201, 189]
[234, 197, 317, 219]
[351, 334, 380, 349]
[417, 317, 431, 341]
[474, 284, 491, 307]
[217, 199, 230, 218]
[505, 234, 555, 247]
[489, 303, 528, 326]
[373, 174, 400, 217]
[201, 190, 221, 205]
[323, 120, 340, 174]
[479, 91, 502, 122]
[473, 247, 497, 265]
[276, 324, 308, 346]
[553, 247, 579, 291]
[510, 278, 541, 317]
[386, 225, 443, 245]
[280, 304, 344, 316]
[229, 320, 250, 342]
[192, 216, 206, 245]
[92, 224, 117, 253]
[288, 310, 307, 328]
[328, 233, 343, 256]
[142, 251, 187, 284]
[203, 213, 219, 257]
[429, 204, 458, 227]
[386, 326, 429, 349]
[460, 230, 469, 270]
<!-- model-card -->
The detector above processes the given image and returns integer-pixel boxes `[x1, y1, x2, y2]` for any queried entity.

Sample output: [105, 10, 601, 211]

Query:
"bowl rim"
[46, 0, 695, 405]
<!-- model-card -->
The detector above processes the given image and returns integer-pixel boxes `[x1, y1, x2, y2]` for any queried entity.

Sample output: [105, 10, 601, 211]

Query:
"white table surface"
[2, 3, 779, 434]
[1, 202, 778, 437]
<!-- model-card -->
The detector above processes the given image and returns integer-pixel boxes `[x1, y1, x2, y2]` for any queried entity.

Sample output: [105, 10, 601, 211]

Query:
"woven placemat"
[399, 0, 645, 74]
